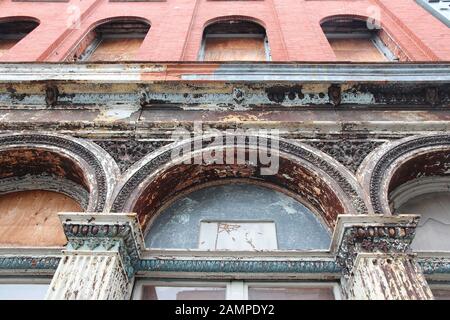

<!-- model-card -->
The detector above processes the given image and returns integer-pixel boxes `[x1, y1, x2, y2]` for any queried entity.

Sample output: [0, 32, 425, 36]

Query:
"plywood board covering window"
[328, 38, 388, 62]
[200, 20, 269, 61]
[0, 190, 82, 246]
[203, 36, 266, 61]
[322, 18, 397, 62]
[74, 20, 150, 62]
[87, 38, 144, 61]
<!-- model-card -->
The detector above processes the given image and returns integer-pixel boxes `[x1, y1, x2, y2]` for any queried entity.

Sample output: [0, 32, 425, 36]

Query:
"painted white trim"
[390, 176, 450, 212]
[132, 279, 341, 300]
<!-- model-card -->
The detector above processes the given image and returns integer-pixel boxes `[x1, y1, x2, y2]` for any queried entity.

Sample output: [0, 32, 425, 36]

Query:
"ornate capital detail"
[331, 214, 420, 276]
[60, 213, 145, 278]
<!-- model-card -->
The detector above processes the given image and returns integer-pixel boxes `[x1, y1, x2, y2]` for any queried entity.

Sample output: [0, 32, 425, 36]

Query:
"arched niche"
[145, 181, 331, 251]
[66, 17, 150, 62]
[112, 135, 367, 233]
[0, 17, 39, 58]
[320, 15, 399, 62]
[0, 133, 120, 246]
[199, 17, 270, 61]
[359, 135, 450, 251]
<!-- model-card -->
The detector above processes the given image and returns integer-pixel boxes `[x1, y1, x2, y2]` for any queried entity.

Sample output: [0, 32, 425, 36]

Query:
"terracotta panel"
[87, 38, 143, 62]
[329, 38, 387, 62]
[203, 37, 266, 61]
[0, 190, 82, 247]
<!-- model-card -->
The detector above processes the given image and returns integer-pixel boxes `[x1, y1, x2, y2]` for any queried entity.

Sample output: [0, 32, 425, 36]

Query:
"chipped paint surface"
[345, 253, 434, 300]
[145, 183, 331, 250]
[46, 251, 130, 300]
[0, 63, 449, 300]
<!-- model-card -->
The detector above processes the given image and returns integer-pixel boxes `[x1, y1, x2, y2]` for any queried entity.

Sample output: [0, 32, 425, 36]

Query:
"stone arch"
[0, 133, 119, 212]
[111, 134, 368, 231]
[358, 134, 450, 215]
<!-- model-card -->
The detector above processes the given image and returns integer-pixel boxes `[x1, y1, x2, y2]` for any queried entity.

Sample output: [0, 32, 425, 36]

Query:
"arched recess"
[358, 134, 450, 216]
[359, 134, 450, 251]
[0, 133, 120, 213]
[199, 16, 270, 61]
[111, 135, 368, 232]
[320, 15, 405, 62]
[144, 181, 333, 251]
[0, 17, 40, 58]
[65, 16, 151, 61]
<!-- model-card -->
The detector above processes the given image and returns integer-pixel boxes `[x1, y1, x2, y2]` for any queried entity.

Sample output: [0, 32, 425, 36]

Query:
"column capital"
[59, 212, 145, 279]
[331, 214, 420, 276]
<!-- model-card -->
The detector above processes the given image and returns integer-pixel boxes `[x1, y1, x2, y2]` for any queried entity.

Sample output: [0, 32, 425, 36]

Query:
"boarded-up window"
[0, 190, 82, 247]
[68, 19, 150, 62]
[321, 18, 397, 62]
[200, 20, 269, 61]
[0, 20, 38, 58]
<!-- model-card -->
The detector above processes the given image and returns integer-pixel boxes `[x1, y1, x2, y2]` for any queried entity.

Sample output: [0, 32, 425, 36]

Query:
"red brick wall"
[0, 0, 449, 62]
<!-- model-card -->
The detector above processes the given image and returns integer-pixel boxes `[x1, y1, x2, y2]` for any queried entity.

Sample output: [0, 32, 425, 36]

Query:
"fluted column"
[46, 213, 144, 300]
[332, 215, 434, 300]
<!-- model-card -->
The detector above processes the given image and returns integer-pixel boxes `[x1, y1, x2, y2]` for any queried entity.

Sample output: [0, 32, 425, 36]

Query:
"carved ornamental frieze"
[331, 214, 420, 276]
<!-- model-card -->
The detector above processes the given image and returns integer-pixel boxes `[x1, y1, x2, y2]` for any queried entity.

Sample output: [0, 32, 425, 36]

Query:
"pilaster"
[332, 214, 434, 300]
[45, 212, 144, 300]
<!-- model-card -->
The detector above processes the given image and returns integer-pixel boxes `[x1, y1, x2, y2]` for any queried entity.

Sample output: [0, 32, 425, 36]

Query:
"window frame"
[0, 276, 52, 300]
[131, 279, 341, 300]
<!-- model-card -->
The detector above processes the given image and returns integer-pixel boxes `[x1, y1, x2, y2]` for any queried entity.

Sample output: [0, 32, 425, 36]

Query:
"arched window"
[0, 19, 39, 58]
[145, 183, 331, 251]
[199, 19, 270, 61]
[68, 18, 150, 62]
[321, 17, 398, 62]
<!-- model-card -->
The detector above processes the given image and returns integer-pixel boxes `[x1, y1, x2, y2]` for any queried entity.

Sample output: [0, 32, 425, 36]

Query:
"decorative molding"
[0, 256, 60, 271]
[331, 215, 420, 276]
[60, 213, 145, 278]
[279, 140, 368, 214]
[111, 136, 367, 215]
[0, 133, 108, 212]
[419, 258, 450, 275]
[369, 135, 450, 214]
[138, 259, 340, 274]
[306, 140, 384, 173]
[93, 140, 172, 172]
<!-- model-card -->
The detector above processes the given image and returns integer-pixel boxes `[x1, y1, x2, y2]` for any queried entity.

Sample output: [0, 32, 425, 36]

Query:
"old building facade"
[0, 0, 450, 300]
